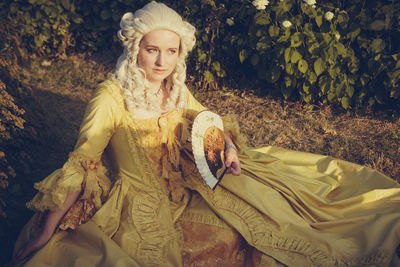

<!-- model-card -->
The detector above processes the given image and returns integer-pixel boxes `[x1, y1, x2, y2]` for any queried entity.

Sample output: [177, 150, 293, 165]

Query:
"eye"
[168, 49, 178, 55]
[147, 48, 157, 53]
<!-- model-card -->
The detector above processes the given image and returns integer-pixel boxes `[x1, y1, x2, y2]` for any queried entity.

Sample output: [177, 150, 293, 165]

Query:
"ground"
[22, 52, 399, 181]
[2, 50, 400, 265]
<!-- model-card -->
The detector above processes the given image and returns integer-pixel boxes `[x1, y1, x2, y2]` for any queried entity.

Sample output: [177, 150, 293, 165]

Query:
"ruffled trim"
[179, 161, 392, 267]
[179, 211, 229, 229]
[222, 114, 247, 153]
[123, 109, 181, 265]
[26, 152, 111, 212]
[210, 188, 391, 266]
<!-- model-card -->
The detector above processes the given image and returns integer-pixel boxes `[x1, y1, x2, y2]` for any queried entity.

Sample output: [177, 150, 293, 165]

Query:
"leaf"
[239, 49, 248, 63]
[284, 76, 292, 87]
[268, 25, 280, 38]
[204, 70, 214, 82]
[319, 75, 330, 94]
[321, 33, 332, 44]
[61, 0, 70, 10]
[396, 60, 400, 69]
[346, 85, 354, 98]
[303, 83, 310, 94]
[284, 48, 292, 63]
[290, 49, 302, 63]
[256, 41, 268, 51]
[290, 32, 303, 47]
[285, 63, 294, 75]
[251, 54, 260, 66]
[315, 15, 322, 28]
[254, 12, 270, 25]
[266, 65, 281, 83]
[341, 96, 350, 109]
[277, 30, 290, 43]
[369, 20, 385, 31]
[390, 88, 400, 99]
[368, 97, 375, 106]
[298, 59, 308, 73]
[370, 38, 386, 54]
[35, 10, 42, 19]
[71, 14, 83, 24]
[281, 82, 292, 99]
[349, 27, 361, 42]
[197, 50, 206, 63]
[328, 46, 338, 63]
[336, 83, 344, 98]
[212, 61, 220, 72]
[34, 34, 44, 47]
[375, 95, 385, 105]
[309, 71, 317, 84]
[327, 88, 336, 102]
[334, 42, 347, 56]
[314, 58, 325, 76]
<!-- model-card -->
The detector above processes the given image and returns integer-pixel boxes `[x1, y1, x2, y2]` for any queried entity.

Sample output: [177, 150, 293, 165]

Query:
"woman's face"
[137, 29, 180, 86]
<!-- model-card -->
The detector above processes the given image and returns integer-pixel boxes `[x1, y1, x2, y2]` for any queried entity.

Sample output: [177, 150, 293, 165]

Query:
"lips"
[153, 68, 167, 73]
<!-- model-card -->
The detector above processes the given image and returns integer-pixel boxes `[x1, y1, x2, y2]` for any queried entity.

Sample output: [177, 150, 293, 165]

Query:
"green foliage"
[0, 0, 399, 109]
[214, 0, 400, 109]
[1, 0, 82, 57]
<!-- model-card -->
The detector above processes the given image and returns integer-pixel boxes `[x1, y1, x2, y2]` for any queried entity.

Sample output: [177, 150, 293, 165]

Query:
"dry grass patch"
[21, 52, 400, 182]
[194, 89, 400, 182]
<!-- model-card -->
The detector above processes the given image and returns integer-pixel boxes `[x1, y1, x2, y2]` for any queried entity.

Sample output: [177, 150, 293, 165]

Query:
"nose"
[155, 51, 164, 66]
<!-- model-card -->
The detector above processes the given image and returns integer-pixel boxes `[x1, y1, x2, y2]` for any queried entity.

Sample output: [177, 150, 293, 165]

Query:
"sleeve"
[26, 80, 122, 212]
[185, 88, 247, 152]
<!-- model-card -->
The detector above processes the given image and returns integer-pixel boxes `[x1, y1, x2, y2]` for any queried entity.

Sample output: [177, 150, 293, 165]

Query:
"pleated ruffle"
[26, 152, 111, 212]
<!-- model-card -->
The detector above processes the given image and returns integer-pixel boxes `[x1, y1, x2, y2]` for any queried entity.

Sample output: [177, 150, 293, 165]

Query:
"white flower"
[303, 0, 316, 8]
[324, 11, 334, 21]
[252, 0, 270, 10]
[282, 20, 292, 28]
[226, 17, 235, 26]
[335, 33, 341, 40]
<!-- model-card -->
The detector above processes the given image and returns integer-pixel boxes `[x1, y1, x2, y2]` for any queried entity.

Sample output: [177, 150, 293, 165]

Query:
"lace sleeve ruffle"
[26, 152, 111, 212]
[222, 114, 247, 153]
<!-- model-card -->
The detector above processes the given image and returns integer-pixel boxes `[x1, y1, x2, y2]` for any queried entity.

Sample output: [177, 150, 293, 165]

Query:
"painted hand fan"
[192, 110, 227, 190]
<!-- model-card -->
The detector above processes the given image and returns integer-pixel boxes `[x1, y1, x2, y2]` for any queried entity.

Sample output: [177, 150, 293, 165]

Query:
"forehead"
[140, 29, 180, 47]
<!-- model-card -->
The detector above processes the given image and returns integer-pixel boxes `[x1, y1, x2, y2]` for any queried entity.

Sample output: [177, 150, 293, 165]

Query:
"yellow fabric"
[14, 74, 400, 266]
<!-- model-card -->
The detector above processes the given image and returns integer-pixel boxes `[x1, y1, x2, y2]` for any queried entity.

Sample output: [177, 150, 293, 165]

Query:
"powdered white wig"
[114, 1, 196, 113]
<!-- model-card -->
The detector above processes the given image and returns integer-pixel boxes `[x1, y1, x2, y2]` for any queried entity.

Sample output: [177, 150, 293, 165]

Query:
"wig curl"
[114, 2, 196, 113]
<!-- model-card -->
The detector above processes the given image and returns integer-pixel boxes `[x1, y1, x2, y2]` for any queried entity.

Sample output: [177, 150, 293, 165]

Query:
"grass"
[22, 52, 400, 182]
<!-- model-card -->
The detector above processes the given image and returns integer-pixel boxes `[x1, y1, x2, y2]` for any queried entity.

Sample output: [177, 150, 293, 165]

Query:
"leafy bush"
[1, 0, 82, 57]
[194, 0, 400, 109]
[0, 0, 399, 108]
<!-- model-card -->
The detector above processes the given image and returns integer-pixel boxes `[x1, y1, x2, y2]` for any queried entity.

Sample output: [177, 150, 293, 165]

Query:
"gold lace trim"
[26, 152, 111, 212]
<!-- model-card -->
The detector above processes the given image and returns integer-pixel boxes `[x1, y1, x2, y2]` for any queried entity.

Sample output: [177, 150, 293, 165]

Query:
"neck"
[148, 80, 163, 94]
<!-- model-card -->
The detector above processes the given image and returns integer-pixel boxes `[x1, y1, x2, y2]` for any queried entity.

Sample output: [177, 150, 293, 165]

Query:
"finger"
[225, 157, 232, 168]
[231, 162, 241, 176]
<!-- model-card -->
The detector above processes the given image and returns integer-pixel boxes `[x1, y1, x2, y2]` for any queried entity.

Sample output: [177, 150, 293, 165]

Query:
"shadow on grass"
[0, 88, 88, 265]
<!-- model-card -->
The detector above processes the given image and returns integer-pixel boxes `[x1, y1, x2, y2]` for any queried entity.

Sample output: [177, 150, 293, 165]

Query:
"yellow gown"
[14, 75, 400, 266]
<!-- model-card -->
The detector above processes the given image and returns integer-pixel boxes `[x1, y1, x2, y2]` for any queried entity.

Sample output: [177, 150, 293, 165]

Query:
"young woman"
[13, 2, 400, 266]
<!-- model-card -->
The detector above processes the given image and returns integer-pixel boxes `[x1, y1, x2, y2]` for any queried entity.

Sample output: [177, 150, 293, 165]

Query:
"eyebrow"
[143, 44, 179, 50]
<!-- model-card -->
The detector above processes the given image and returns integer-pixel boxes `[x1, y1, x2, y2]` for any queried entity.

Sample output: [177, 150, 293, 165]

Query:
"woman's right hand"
[12, 230, 54, 264]
[11, 191, 80, 265]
